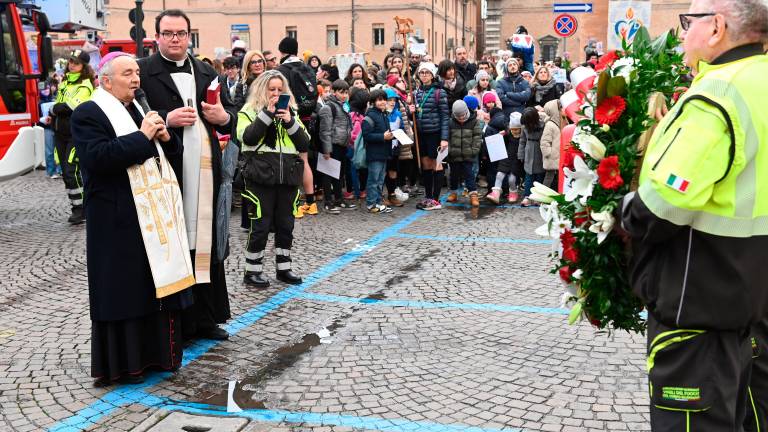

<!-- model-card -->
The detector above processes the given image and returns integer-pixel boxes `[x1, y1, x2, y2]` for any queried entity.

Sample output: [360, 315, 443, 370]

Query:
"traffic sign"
[130, 26, 146, 41]
[554, 14, 578, 37]
[128, 8, 143, 24]
[553, 3, 593, 13]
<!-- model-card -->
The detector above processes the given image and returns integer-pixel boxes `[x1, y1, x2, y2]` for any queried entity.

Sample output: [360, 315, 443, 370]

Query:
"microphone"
[134, 88, 151, 115]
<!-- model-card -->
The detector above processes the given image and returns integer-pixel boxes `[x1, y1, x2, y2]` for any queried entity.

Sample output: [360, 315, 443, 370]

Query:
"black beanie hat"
[278, 37, 299, 56]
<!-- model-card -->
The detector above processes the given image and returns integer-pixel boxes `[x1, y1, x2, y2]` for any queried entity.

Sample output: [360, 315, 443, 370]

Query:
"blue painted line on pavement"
[297, 292, 570, 315]
[127, 392, 522, 432]
[394, 233, 551, 244]
[48, 211, 427, 432]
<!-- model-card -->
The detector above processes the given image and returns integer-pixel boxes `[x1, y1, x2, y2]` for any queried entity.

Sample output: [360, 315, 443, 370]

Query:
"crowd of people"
[208, 27, 582, 216]
[51, 7, 599, 388]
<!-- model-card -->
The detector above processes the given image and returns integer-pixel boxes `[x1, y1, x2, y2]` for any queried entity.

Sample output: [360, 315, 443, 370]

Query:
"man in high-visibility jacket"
[50, 50, 95, 224]
[620, 0, 768, 429]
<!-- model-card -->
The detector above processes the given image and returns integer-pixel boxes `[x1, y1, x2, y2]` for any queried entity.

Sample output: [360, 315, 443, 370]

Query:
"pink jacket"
[349, 111, 365, 149]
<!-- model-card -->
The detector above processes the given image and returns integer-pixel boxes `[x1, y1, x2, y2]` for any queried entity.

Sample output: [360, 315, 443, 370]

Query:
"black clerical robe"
[71, 99, 187, 381]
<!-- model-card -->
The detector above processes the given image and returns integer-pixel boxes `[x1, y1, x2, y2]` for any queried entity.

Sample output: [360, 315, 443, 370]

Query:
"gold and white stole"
[90, 87, 196, 298]
[169, 60, 214, 284]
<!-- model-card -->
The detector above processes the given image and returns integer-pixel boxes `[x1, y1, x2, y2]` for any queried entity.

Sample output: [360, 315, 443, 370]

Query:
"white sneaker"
[394, 187, 409, 202]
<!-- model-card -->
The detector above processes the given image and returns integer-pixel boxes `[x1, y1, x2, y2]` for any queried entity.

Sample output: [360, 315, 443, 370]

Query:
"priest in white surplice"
[138, 9, 236, 341]
[72, 52, 194, 386]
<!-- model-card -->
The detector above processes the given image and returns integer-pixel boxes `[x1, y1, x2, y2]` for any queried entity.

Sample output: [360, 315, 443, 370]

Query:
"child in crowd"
[446, 100, 483, 207]
[462, 95, 482, 194]
[518, 107, 546, 207]
[384, 88, 412, 206]
[318, 79, 357, 214]
[487, 112, 523, 204]
[362, 89, 395, 213]
[347, 88, 369, 200]
[482, 92, 508, 196]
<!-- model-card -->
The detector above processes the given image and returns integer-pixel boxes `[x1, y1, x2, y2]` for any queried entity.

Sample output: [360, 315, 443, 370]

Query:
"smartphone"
[276, 94, 290, 111]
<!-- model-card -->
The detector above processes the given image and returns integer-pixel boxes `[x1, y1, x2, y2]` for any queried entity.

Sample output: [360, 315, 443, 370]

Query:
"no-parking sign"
[554, 13, 578, 37]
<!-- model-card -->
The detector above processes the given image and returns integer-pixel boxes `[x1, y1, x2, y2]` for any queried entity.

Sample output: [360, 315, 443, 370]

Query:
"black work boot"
[275, 248, 302, 285]
[68, 206, 85, 225]
[244, 271, 270, 288]
[276, 270, 302, 285]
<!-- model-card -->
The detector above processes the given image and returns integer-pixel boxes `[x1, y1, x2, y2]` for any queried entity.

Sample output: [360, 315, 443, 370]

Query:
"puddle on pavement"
[400, 248, 441, 272]
[384, 275, 408, 287]
[194, 312, 353, 410]
[363, 290, 388, 301]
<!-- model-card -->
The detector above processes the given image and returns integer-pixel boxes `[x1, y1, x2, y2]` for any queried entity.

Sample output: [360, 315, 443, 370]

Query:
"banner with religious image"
[608, 0, 652, 50]
[336, 53, 368, 79]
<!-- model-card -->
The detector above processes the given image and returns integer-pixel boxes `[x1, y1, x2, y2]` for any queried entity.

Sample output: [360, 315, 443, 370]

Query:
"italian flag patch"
[666, 174, 690, 193]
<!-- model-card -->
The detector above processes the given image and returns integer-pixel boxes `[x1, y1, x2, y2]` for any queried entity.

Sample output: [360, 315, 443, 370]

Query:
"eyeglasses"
[250, 59, 266, 65]
[266, 57, 277, 63]
[160, 30, 189, 40]
[679, 13, 716, 31]
[418, 71, 432, 75]
[225, 65, 239, 70]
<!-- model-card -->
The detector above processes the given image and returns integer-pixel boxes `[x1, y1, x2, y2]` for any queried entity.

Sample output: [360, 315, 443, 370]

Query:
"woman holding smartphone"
[236, 70, 311, 289]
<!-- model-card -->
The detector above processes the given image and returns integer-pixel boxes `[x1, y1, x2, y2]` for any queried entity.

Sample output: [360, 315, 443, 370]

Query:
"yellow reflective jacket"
[623, 43, 768, 330]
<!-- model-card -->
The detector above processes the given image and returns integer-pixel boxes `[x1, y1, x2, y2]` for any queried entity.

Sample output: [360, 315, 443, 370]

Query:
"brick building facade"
[492, 0, 689, 63]
[101, 0, 688, 64]
[103, 0, 480, 63]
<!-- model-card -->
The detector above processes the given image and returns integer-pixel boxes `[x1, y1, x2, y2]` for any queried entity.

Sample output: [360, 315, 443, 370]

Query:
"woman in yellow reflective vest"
[237, 70, 311, 289]
[50, 50, 95, 224]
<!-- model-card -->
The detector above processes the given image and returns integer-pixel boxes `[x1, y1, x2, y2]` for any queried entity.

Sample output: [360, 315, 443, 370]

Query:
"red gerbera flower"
[595, 51, 620, 73]
[560, 230, 579, 263]
[595, 96, 627, 125]
[559, 265, 575, 283]
[596, 155, 625, 190]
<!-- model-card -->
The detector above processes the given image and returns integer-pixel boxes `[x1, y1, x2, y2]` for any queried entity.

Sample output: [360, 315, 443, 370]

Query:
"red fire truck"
[0, 0, 52, 181]
[52, 38, 156, 59]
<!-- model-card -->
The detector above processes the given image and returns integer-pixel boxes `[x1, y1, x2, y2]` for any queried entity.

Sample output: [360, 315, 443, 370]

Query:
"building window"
[189, 30, 200, 49]
[286, 26, 297, 40]
[373, 25, 385, 46]
[327, 25, 339, 48]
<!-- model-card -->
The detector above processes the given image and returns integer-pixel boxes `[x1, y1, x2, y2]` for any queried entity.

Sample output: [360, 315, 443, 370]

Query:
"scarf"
[90, 88, 195, 298]
[533, 79, 557, 104]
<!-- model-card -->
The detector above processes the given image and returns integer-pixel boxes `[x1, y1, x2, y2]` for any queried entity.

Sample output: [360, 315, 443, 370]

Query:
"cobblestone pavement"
[0, 170, 650, 432]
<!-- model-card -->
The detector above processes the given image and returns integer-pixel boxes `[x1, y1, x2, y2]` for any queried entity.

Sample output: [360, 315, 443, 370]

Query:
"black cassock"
[71, 100, 191, 382]
[137, 53, 236, 338]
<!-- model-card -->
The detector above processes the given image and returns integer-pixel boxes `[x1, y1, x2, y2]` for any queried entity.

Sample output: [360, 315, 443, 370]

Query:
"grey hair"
[97, 53, 135, 81]
[712, 0, 768, 43]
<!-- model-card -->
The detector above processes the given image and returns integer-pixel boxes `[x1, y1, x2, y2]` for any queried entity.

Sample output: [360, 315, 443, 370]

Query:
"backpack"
[310, 101, 344, 151]
[285, 63, 318, 118]
[352, 116, 374, 169]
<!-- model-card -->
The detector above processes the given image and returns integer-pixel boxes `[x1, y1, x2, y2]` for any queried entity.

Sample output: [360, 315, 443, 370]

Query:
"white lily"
[563, 156, 598, 204]
[612, 57, 638, 85]
[573, 130, 606, 161]
[589, 210, 615, 244]
[535, 202, 572, 239]
[530, 181, 560, 204]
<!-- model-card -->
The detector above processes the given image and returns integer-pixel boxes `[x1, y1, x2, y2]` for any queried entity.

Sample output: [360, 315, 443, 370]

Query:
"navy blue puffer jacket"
[361, 107, 394, 162]
[497, 73, 531, 117]
[412, 82, 450, 141]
